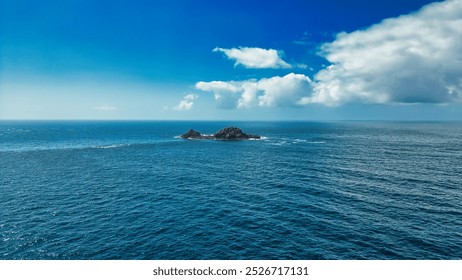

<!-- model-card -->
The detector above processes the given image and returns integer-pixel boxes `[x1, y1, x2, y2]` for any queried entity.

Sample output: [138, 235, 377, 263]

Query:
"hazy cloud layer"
[213, 47, 292, 69]
[174, 94, 198, 110]
[93, 105, 117, 111]
[303, 0, 462, 106]
[196, 73, 312, 109]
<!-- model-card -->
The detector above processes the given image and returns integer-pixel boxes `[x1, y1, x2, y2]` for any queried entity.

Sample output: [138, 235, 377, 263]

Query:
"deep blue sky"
[1, 0, 461, 120]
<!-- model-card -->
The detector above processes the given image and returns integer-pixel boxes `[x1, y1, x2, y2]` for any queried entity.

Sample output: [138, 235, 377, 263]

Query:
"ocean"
[1, 121, 461, 260]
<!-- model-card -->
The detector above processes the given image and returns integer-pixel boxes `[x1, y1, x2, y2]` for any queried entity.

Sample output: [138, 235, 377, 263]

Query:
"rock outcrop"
[213, 127, 260, 140]
[180, 127, 261, 140]
[180, 129, 202, 139]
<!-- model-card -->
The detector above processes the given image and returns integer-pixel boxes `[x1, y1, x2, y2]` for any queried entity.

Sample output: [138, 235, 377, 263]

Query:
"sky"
[1, 0, 462, 120]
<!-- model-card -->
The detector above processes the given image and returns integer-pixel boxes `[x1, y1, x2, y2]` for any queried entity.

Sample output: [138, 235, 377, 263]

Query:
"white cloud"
[93, 105, 117, 111]
[196, 1, 462, 109]
[195, 73, 312, 109]
[196, 80, 245, 109]
[174, 94, 198, 111]
[213, 47, 292, 69]
[301, 0, 462, 106]
[257, 74, 313, 107]
[195, 81, 241, 93]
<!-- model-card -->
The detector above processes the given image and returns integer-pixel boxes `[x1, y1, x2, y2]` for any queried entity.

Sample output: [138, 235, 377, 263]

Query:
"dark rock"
[180, 127, 261, 140]
[180, 129, 202, 139]
[213, 127, 260, 140]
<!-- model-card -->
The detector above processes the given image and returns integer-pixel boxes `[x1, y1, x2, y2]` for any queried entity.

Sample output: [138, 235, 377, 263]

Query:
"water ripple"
[1, 121, 461, 259]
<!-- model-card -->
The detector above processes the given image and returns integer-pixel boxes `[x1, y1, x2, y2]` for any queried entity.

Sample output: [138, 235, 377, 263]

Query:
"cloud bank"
[174, 94, 198, 110]
[302, 0, 462, 106]
[93, 105, 117, 111]
[196, 73, 312, 109]
[213, 47, 292, 69]
[198, 0, 462, 109]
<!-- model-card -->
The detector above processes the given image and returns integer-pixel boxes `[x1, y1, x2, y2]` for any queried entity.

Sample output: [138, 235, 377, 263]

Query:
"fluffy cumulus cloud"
[213, 47, 292, 69]
[198, 0, 462, 109]
[196, 73, 312, 109]
[174, 94, 198, 111]
[301, 0, 462, 106]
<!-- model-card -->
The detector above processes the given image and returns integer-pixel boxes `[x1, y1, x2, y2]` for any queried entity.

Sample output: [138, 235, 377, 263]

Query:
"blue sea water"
[1, 121, 461, 260]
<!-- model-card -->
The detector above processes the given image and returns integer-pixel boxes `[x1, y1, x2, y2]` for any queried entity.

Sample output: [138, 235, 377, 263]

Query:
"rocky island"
[180, 127, 261, 140]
